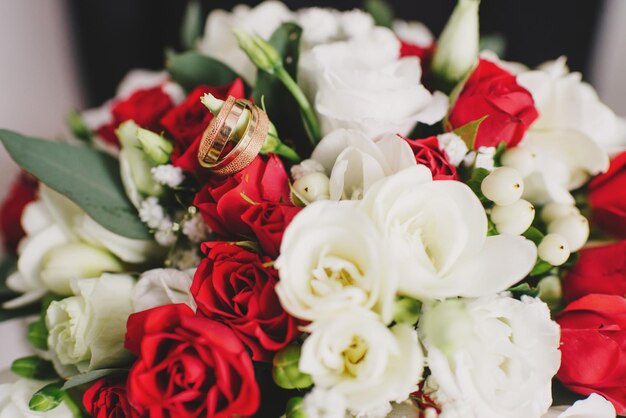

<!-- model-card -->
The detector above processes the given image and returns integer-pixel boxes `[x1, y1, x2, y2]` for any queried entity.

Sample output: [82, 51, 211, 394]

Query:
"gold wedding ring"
[198, 96, 269, 176]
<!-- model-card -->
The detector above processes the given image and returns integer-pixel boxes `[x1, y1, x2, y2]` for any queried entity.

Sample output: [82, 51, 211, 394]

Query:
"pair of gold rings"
[197, 96, 269, 176]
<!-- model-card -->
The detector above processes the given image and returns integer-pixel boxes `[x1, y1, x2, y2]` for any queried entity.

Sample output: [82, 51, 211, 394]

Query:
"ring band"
[198, 96, 236, 166]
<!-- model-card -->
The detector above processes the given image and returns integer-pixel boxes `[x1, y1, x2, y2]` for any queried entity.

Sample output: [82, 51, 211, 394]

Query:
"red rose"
[160, 79, 245, 176]
[589, 151, 626, 238]
[194, 154, 292, 239]
[83, 377, 140, 418]
[402, 135, 458, 180]
[192, 242, 300, 362]
[241, 202, 301, 258]
[563, 241, 626, 302]
[0, 172, 38, 254]
[448, 59, 538, 149]
[125, 304, 259, 418]
[557, 294, 626, 414]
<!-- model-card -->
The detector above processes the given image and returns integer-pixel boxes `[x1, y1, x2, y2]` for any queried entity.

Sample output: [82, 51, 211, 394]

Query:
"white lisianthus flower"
[299, 27, 448, 139]
[275, 200, 397, 323]
[198, 1, 294, 84]
[132, 268, 196, 312]
[542, 394, 616, 418]
[46, 274, 135, 377]
[300, 309, 423, 417]
[311, 129, 416, 200]
[0, 379, 73, 418]
[419, 295, 561, 418]
[361, 166, 537, 300]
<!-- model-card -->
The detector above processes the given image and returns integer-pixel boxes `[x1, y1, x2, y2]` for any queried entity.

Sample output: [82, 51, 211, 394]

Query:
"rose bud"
[547, 214, 589, 252]
[292, 172, 331, 204]
[272, 345, 313, 390]
[393, 296, 422, 325]
[538, 233, 570, 266]
[540, 202, 580, 225]
[501, 147, 536, 178]
[40, 243, 123, 296]
[481, 167, 524, 206]
[491, 199, 535, 235]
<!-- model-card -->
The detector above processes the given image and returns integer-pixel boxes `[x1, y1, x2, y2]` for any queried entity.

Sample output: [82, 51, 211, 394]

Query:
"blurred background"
[0, 0, 625, 364]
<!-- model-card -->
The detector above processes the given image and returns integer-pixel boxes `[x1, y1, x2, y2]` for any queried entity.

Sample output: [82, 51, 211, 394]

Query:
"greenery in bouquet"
[0, 0, 625, 417]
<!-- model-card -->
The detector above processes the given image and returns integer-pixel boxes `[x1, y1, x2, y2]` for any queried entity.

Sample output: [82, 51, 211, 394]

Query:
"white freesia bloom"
[311, 129, 416, 200]
[0, 379, 73, 418]
[46, 274, 135, 377]
[198, 1, 294, 84]
[132, 268, 196, 312]
[361, 166, 537, 300]
[300, 309, 423, 417]
[420, 295, 561, 418]
[300, 27, 448, 139]
[275, 200, 397, 323]
[542, 394, 616, 418]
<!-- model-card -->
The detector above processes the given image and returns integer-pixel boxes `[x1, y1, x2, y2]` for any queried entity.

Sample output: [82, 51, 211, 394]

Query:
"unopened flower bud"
[501, 147, 536, 178]
[233, 29, 282, 74]
[537, 275, 562, 310]
[540, 202, 580, 225]
[538, 233, 570, 266]
[272, 345, 313, 390]
[120, 148, 163, 200]
[481, 167, 524, 206]
[116, 120, 141, 149]
[40, 243, 123, 295]
[393, 297, 422, 325]
[136, 128, 174, 164]
[491, 199, 535, 235]
[285, 397, 306, 418]
[292, 172, 330, 205]
[548, 214, 589, 252]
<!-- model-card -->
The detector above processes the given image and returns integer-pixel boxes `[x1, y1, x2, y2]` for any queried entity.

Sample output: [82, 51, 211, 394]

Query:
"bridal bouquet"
[2, 0, 626, 417]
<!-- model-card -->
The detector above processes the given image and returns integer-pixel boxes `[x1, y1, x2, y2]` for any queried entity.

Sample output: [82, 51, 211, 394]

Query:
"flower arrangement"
[0, 0, 625, 417]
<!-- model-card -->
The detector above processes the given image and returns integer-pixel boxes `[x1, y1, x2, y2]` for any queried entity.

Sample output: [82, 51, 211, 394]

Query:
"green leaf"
[364, 0, 394, 28]
[61, 368, 128, 390]
[11, 356, 57, 380]
[493, 141, 507, 167]
[166, 51, 244, 92]
[530, 259, 553, 277]
[0, 130, 150, 240]
[453, 115, 488, 149]
[508, 283, 540, 299]
[28, 320, 49, 351]
[29, 382, 64, 412]
[180, 0, 203, 51]
[523, 226, 545, 246]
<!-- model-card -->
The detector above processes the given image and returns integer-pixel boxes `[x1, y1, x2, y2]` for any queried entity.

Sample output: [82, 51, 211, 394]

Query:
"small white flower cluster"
[182, 213, 211, 243]
[437, 132, 468, 167]
[139, 197, 176, 246]
[151, 164, 185, 188]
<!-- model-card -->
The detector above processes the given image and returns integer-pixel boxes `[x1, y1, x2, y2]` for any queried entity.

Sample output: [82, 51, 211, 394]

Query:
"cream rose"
[46, 274, 135, 377]
[311, 129, 416, 200]
[419, 295, 561, 418]
[275, 200, 397, 323]
[300, 309, 423, 417]
[360, 166, 537, 300]
[131, 268, 196, 312]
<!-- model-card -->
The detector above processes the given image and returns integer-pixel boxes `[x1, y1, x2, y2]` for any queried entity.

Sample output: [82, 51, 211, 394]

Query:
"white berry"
[501, 147, 536, 177]
[292, 172, 330, 204]
[538, 233, 570, 266]
[491, 199, 535, 235]
[548, 214, 589, 252]
[540, 202, 580, 225]
[481, 167, 524, 205]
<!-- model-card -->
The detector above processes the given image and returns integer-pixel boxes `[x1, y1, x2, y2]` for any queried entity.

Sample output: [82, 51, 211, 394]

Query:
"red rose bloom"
[160, 79, 245, 176]
[557, 294, 626, 414]
[448, 59, 539, 149]
[111, 86, 173, 133]
[125, 304, 259, 418]
[402, 135, 458, 180]
[194, 154, 292, 239]
[589, 151, 626, 238]
[0, 172, 38, 254]
[241, 202, 301, 258]
[563, 241, 626, 302]
[192, 242, 300, 362]
[83, 377, 140, 418]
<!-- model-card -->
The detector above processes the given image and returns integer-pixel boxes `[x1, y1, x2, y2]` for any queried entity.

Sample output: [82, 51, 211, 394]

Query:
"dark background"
[67, 0, 605, 106]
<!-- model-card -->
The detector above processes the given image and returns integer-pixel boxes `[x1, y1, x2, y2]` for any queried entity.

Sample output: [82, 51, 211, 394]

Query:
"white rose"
[360, 166, 537, 300]
[198, 1, 294, 84]
[296, 8, 375, 49]
[275, 200, 397, 323]
[392, 20, 434, 48]
[299, 27, 448, 139]
[300, 309, 423, 417]
[542, 394, 616, 418]
[419, 295, 561, 418]
[311, 129, 416, 200]
[132, 268, 196, 312]
[46, 274, 135, 377]
[0, 379, 73, 418]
